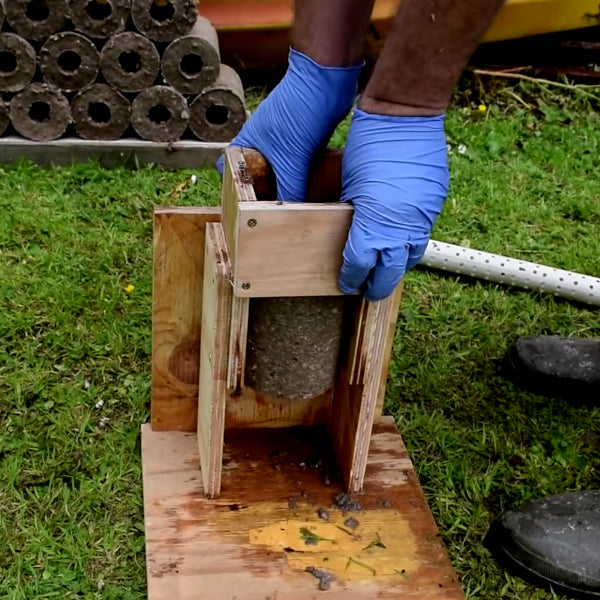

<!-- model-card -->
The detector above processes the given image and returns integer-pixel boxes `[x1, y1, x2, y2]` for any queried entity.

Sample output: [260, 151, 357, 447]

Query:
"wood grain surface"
[197, 223, 233, 497]
[142, 417, 464, 600]
[151, 207, 221, 431]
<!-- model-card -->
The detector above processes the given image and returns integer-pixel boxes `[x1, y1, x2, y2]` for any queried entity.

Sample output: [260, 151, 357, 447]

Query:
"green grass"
[1, 87, 599, 599]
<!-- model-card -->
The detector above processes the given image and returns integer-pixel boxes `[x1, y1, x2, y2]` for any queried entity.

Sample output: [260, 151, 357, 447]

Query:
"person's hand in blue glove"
[339, 108, 449, 301]
[218, 48, 362, 202]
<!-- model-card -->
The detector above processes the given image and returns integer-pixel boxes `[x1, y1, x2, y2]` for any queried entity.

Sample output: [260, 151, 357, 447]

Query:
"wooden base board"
[142, 417, 464, 599]
[0, 137, 227, 169]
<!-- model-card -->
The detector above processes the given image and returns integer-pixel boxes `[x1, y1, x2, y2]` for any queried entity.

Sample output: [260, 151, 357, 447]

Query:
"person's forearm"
[361, 0, 506, 116]
[293, 0, 376, 67]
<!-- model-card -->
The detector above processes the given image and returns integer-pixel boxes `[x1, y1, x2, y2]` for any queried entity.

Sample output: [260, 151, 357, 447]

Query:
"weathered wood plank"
[141, 418, 464, 600]
[198, 222, 233, 498]
[233, 201, 354, 297]
[330, 285, 403, 493]
[375, 281, 404, 419]
[221, 147, 253, 390]
[0, 136, 227, 169]
[151, 207, 221, 431]
[221, 147, 354, 298]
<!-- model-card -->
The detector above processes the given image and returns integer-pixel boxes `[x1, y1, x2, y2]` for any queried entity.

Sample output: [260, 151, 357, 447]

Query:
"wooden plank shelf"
[0, 137, 227, 169]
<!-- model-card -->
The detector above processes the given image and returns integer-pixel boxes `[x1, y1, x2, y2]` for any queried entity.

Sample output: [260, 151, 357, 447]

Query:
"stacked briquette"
[0, 0, 247, 142]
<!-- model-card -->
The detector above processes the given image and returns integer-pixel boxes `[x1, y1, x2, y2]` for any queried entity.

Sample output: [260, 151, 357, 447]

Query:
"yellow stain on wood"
[249, 507, 418, 582]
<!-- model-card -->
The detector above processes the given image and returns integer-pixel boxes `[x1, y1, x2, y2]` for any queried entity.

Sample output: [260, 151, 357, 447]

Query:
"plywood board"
[330, 286, 404, 494]
[375, 281, 404, 419]
[221, 147, 355, 298]
[220, 146, 253, 390]
[142, 417, 464, 600]
[225, 387, 332, 429]
[152, 202, 333, 432]
[198, 223, 233, 497]
[152, 207, 221, 431]
[233, 202, 354, 297]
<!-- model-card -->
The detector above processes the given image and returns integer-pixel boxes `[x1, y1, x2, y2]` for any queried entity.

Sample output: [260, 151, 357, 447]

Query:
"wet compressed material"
[245, 297, 345, 400]
[131, 0, 196, 42]
[161, 16, 220, 94]
[72, 83, 130, 140]
[5, 0, 67, 42]
[70, 0, 131, 39]
[485, 490, 600, 599]
[10, 83, 71, 141]
[100, 31, 160, 93]
[189, 64, 246, 142]
[131, 85, 189, 142]
[0, 33, 36, 92]
[40, 32, 99, 92]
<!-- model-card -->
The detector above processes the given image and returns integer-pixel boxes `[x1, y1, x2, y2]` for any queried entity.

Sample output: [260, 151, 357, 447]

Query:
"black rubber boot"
[485, 490, 600, 599]
[504, 336, 600, 401]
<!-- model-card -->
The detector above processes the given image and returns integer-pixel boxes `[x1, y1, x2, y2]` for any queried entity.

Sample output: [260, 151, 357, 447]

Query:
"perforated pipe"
[422, 240, 600, 307]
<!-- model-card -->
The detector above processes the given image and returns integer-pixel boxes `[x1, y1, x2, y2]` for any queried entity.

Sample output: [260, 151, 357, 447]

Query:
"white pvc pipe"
[422, 240, 600, 307]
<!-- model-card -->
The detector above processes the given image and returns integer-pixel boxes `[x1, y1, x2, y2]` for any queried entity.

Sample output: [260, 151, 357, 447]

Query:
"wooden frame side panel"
[234, 202, 354, 297]
[221, 147, 253, 390]
[330, 285, 403, 493]
[374, 281, 404, 419]
[221, 146, 257, 271]
[198, 223, 233, 498]
[151, 207, 221, 431]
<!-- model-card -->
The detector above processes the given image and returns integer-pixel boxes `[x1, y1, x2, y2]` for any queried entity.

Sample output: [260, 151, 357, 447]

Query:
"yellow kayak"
[198, 0, 600, 68]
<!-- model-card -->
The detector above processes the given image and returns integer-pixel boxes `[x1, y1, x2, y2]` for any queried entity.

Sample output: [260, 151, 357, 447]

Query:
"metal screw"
[247, 218, 257, 228]
[241, 282, 251, 290]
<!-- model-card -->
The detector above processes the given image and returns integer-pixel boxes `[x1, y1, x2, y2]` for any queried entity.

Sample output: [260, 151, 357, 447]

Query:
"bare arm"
[361, 0, 507, 116]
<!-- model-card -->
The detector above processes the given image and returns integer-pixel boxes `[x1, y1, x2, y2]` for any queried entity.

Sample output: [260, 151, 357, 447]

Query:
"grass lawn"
[1, 84, 599, 599]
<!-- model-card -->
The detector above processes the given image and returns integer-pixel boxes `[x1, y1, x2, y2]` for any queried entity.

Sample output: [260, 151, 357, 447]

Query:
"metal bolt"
[241, 282, 251, 290]
[247, 218, 257, 228]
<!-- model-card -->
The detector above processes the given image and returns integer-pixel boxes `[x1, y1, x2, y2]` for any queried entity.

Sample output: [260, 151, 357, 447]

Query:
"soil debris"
[378, 498, 393, 508]
[317, 507, 330, 521]
[305, 566, 336, 590]
[343, 517, 359, 529]
[288, 496, 298, 510]
[332, 493, 363, 512]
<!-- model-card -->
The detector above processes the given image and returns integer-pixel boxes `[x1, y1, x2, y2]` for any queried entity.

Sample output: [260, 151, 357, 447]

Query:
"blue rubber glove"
[339, 109, 449, 301]
[217, 48, 362, 201]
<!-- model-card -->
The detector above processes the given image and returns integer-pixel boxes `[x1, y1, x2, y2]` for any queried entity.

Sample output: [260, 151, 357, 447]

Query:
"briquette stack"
[0, 0, 247, 142]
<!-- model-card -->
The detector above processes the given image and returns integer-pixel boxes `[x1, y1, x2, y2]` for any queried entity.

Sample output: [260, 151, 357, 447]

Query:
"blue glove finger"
[339, 108, 449, 300]
[217, 49, 361, 202]
[338, 223, 378, 294]
[405, 240, 429, 272]
[364, 246, 409, 302]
